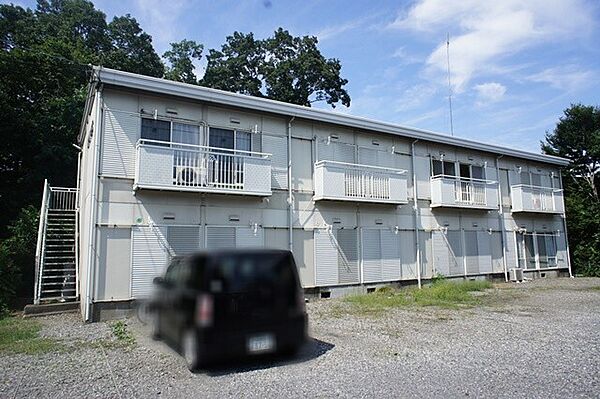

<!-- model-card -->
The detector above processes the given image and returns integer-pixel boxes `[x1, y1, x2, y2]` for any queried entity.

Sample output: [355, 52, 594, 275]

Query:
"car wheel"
[183, 330, 201, 371]
[151, 313, 161, 340]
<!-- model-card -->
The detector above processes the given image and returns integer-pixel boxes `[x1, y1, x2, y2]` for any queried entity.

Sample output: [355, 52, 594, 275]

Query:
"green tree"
[163, 39, 203, 84]
[202, 28, 351, 108]
[542, 104, 600, 276]
[202, 32, 264, 96]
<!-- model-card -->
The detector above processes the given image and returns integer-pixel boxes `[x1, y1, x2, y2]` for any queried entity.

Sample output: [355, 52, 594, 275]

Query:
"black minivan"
[150, 249, 308, 370]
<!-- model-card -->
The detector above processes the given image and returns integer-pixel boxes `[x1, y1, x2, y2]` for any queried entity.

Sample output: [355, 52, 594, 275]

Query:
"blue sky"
[10, 0, 600, 153]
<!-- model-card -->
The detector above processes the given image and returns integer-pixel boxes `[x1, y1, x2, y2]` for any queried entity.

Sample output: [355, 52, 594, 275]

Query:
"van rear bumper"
[196, 314, 307, 363]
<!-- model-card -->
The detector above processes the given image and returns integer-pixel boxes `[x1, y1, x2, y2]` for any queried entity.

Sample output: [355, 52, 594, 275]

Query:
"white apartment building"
[33, 67, 571, 321]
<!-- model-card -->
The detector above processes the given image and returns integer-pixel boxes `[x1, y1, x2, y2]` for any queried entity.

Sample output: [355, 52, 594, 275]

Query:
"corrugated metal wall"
[131, 226, 169, 298]
[101, 109, 139, 177]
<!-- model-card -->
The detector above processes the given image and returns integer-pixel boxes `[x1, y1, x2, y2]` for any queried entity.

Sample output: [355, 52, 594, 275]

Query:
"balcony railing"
[430, 175, 499, 210]
[314, 160, 408, 204]
[134, 139, 272, 196]
[510, 185, 564, 213]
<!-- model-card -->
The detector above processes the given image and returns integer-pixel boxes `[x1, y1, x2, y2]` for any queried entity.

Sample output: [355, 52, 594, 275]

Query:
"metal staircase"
[34, 180, 79, 304]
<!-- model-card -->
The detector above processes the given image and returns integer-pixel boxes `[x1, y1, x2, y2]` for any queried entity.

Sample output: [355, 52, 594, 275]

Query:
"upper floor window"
[209, 127, 251, 152]
[141, 118, 200, 147]
[432, 159, 456, 176]
[432, 159, 485, 180]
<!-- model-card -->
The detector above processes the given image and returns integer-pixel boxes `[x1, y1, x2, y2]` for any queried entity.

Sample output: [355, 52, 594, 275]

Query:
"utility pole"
[446, 32, 454, 137]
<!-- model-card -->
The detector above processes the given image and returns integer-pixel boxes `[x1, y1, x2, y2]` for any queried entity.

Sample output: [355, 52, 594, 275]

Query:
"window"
[517, 232, 559, 270]
[209, 127, 252, 152]
[431, 160, 456, 176]
[141, 118, 170, 143]
[531, 173, 542, 187]
[460, 163, 470, 178]
[472, 165, 485, 179]
[172, 122, 200, 146]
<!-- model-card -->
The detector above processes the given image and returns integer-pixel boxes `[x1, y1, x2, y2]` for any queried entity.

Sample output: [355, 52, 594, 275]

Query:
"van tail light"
[196, 294, 213, 327]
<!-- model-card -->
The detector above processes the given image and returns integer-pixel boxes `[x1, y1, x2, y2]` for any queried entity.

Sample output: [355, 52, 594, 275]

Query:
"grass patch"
[109, 320, 136, 346]
[0, 316, 65, 354]
[343, 279, 493, 315]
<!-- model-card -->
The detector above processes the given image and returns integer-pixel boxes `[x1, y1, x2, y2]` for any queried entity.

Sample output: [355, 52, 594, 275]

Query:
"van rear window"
[206, 252, 296, 294]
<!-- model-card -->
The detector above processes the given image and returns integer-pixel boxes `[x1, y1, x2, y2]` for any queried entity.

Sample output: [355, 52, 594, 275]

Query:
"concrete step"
[23, 301, 79, 317]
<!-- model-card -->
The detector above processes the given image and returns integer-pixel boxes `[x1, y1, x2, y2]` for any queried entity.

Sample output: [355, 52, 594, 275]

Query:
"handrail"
[34, 180, 50, 304]
[315, 159, 407, 174]
[136, 139, 272, 158]
[431, 174, 498, 184]
[511, 184, 563, 192]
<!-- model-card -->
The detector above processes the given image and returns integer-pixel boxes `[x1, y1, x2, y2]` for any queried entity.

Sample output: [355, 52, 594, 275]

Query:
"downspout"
[74, 147, 82, 299]
[84, 86, 103, 322]
[287, 116, 295, 251]
[559, 169, 573, 278]
[496, 155, 509, 282]
[411, 140, 422, 288]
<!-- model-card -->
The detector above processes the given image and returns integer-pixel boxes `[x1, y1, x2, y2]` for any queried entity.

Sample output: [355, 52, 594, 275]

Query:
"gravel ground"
[1, 277, 599, 398]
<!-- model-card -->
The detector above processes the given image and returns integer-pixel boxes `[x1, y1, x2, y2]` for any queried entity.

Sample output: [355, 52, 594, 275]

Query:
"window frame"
[140, 116, 203, 148]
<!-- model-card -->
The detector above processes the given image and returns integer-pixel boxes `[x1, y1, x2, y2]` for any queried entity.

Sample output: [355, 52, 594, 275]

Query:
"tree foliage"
[163, 39, 203, 84]
[542, 104, 600, 276]
[202, 28, 351, 108]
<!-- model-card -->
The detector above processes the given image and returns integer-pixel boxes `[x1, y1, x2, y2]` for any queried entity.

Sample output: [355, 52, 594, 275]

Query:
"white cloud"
[394, 83, 438, 112]
[133, 0, 189, 53]
[391, 47, 422, 64]
[314, 14, 381, 41]
[474, 82, 506, 104]
[389, 0, 595, 92]
[527, 65, 597, 91]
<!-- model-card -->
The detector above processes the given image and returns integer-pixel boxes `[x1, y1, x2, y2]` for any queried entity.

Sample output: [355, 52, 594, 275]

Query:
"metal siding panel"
[464, 231, 479, 274]
[337, 229, 359, 284]
[358, 147, 378, 166]
[262, 134, 288, 189]
[131, 226, 169, 298]
[477, 231, 493, 273]
[400, 231, 417, 279]
[504, 231, 518, 270]
[433, 231, 450, 276]
[206, 227, 235, 249]
[167, 226, 200, 255]
[101, 109, 139, 177]
[236, 227, 264, 248]
[491, 232, 504, 273]
[556, 231, 567, 268]
[381, 230, 401, 281]
[414, 156, 431, 199]
[333, 142, 356, 163]
[447, 231, 464, 276]
[362, 229, 382, 283]
[314, 229, 338, 286]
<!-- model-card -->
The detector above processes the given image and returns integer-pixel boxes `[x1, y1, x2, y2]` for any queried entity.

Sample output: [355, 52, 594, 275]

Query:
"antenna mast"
[446, 32, 454, 136]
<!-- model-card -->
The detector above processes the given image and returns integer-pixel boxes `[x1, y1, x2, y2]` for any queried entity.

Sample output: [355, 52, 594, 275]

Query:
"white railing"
[135, 139, 272, 196]
[34, 180, 50, 304]
[511, 185, 564, 213]
[49, 186, 78, 210]
[431, 175, 499, 209]
[314, 160, 408, 204]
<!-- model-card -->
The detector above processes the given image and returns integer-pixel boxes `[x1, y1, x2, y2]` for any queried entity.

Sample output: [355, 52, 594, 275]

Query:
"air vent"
[230, 117, 241, 124]
[165, 107, 178, 115]
[228, 215, 240, 222]
[332, 218, 342, 224]
[375, 219, 383, 225]
[163, 213, 175, 221]
[371, 139, 380, 146]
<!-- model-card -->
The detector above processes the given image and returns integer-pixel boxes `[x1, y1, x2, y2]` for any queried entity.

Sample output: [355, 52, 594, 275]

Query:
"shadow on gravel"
[202, 337, 334, 376]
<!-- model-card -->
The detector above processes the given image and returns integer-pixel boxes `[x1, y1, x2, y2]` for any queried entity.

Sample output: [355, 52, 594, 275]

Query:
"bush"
[0, 206, 39, 316]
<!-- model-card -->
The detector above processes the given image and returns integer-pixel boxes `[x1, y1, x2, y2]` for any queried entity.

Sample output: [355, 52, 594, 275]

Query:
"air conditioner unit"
[509, 268, 524, 282]
[175, 166, 201, 186]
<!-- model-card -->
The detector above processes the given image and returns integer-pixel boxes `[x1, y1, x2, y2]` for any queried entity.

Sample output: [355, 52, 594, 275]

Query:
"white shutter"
[477, 231, 493, 273]
[131, 226, 169, 298]
[206, 227, 235, 249]
[381, 229, 401, 281]
[101, 109, 139, 177]
[362, 229, 382, 283]
[447, 231, 463, 276]
[337, 229, 359, 284]
[236, 227, 264, 248]
[400, 231, 417, 279]
[433, 231, 449, 276]
[332, 142, 355, 163]
[167, 226, 200, 255]
[262, 134, 288, 189]
[491, 232, 504, 273]
[314, 229, 338, 285]
[358, 147, 378, 166]
[556, 231, 567, 268]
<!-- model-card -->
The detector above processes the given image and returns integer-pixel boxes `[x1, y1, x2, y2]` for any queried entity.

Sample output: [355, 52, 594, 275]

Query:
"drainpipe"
[84, 87, 103, 322]
[559, 170, 573, 278]
[287, 116, 295, 251]
[411, 140, 422, 288]
[496, 155, 509, 282]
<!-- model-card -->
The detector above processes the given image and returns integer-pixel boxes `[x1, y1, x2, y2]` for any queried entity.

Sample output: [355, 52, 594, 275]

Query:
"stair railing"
[34, 179, 51, 304]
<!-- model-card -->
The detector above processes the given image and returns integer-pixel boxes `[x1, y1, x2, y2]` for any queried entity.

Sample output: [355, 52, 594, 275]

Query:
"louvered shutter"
[131, 226, 169, 298]
[262, 135, 288, 189]
[101, 109, 140, 177]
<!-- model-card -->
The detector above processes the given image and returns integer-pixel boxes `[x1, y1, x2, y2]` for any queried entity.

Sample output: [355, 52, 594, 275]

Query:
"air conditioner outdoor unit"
[175, 166, 201, 186]
[509, 268, 524, 282]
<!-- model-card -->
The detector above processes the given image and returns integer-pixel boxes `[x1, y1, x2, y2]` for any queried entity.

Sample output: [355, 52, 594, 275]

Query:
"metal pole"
[411, 140, 422, 288]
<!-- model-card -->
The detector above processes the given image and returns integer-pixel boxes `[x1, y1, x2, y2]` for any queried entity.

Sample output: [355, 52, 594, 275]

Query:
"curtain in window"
[172, 123, 200, 146]
[141, 118, 170, 144]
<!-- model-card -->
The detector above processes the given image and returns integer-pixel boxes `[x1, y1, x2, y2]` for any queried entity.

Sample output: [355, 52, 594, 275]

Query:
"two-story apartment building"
[33, 67, 571, 321]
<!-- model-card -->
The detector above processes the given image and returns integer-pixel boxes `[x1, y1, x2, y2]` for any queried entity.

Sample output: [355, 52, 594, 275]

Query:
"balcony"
[314, 160, 408, 204]
[510, 185, 564, 213]
[430, 175, 499, 210]
[134, 140, 272, 196]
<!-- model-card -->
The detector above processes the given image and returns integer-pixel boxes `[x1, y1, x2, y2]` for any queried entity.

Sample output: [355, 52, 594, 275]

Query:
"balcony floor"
[430, 203, 498, 211]
[133, 182, 272, 197]
[313, 194, 408, 205]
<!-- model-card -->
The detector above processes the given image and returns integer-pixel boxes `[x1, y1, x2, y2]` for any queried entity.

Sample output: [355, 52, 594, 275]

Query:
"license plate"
[247, 334, 275, 354]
